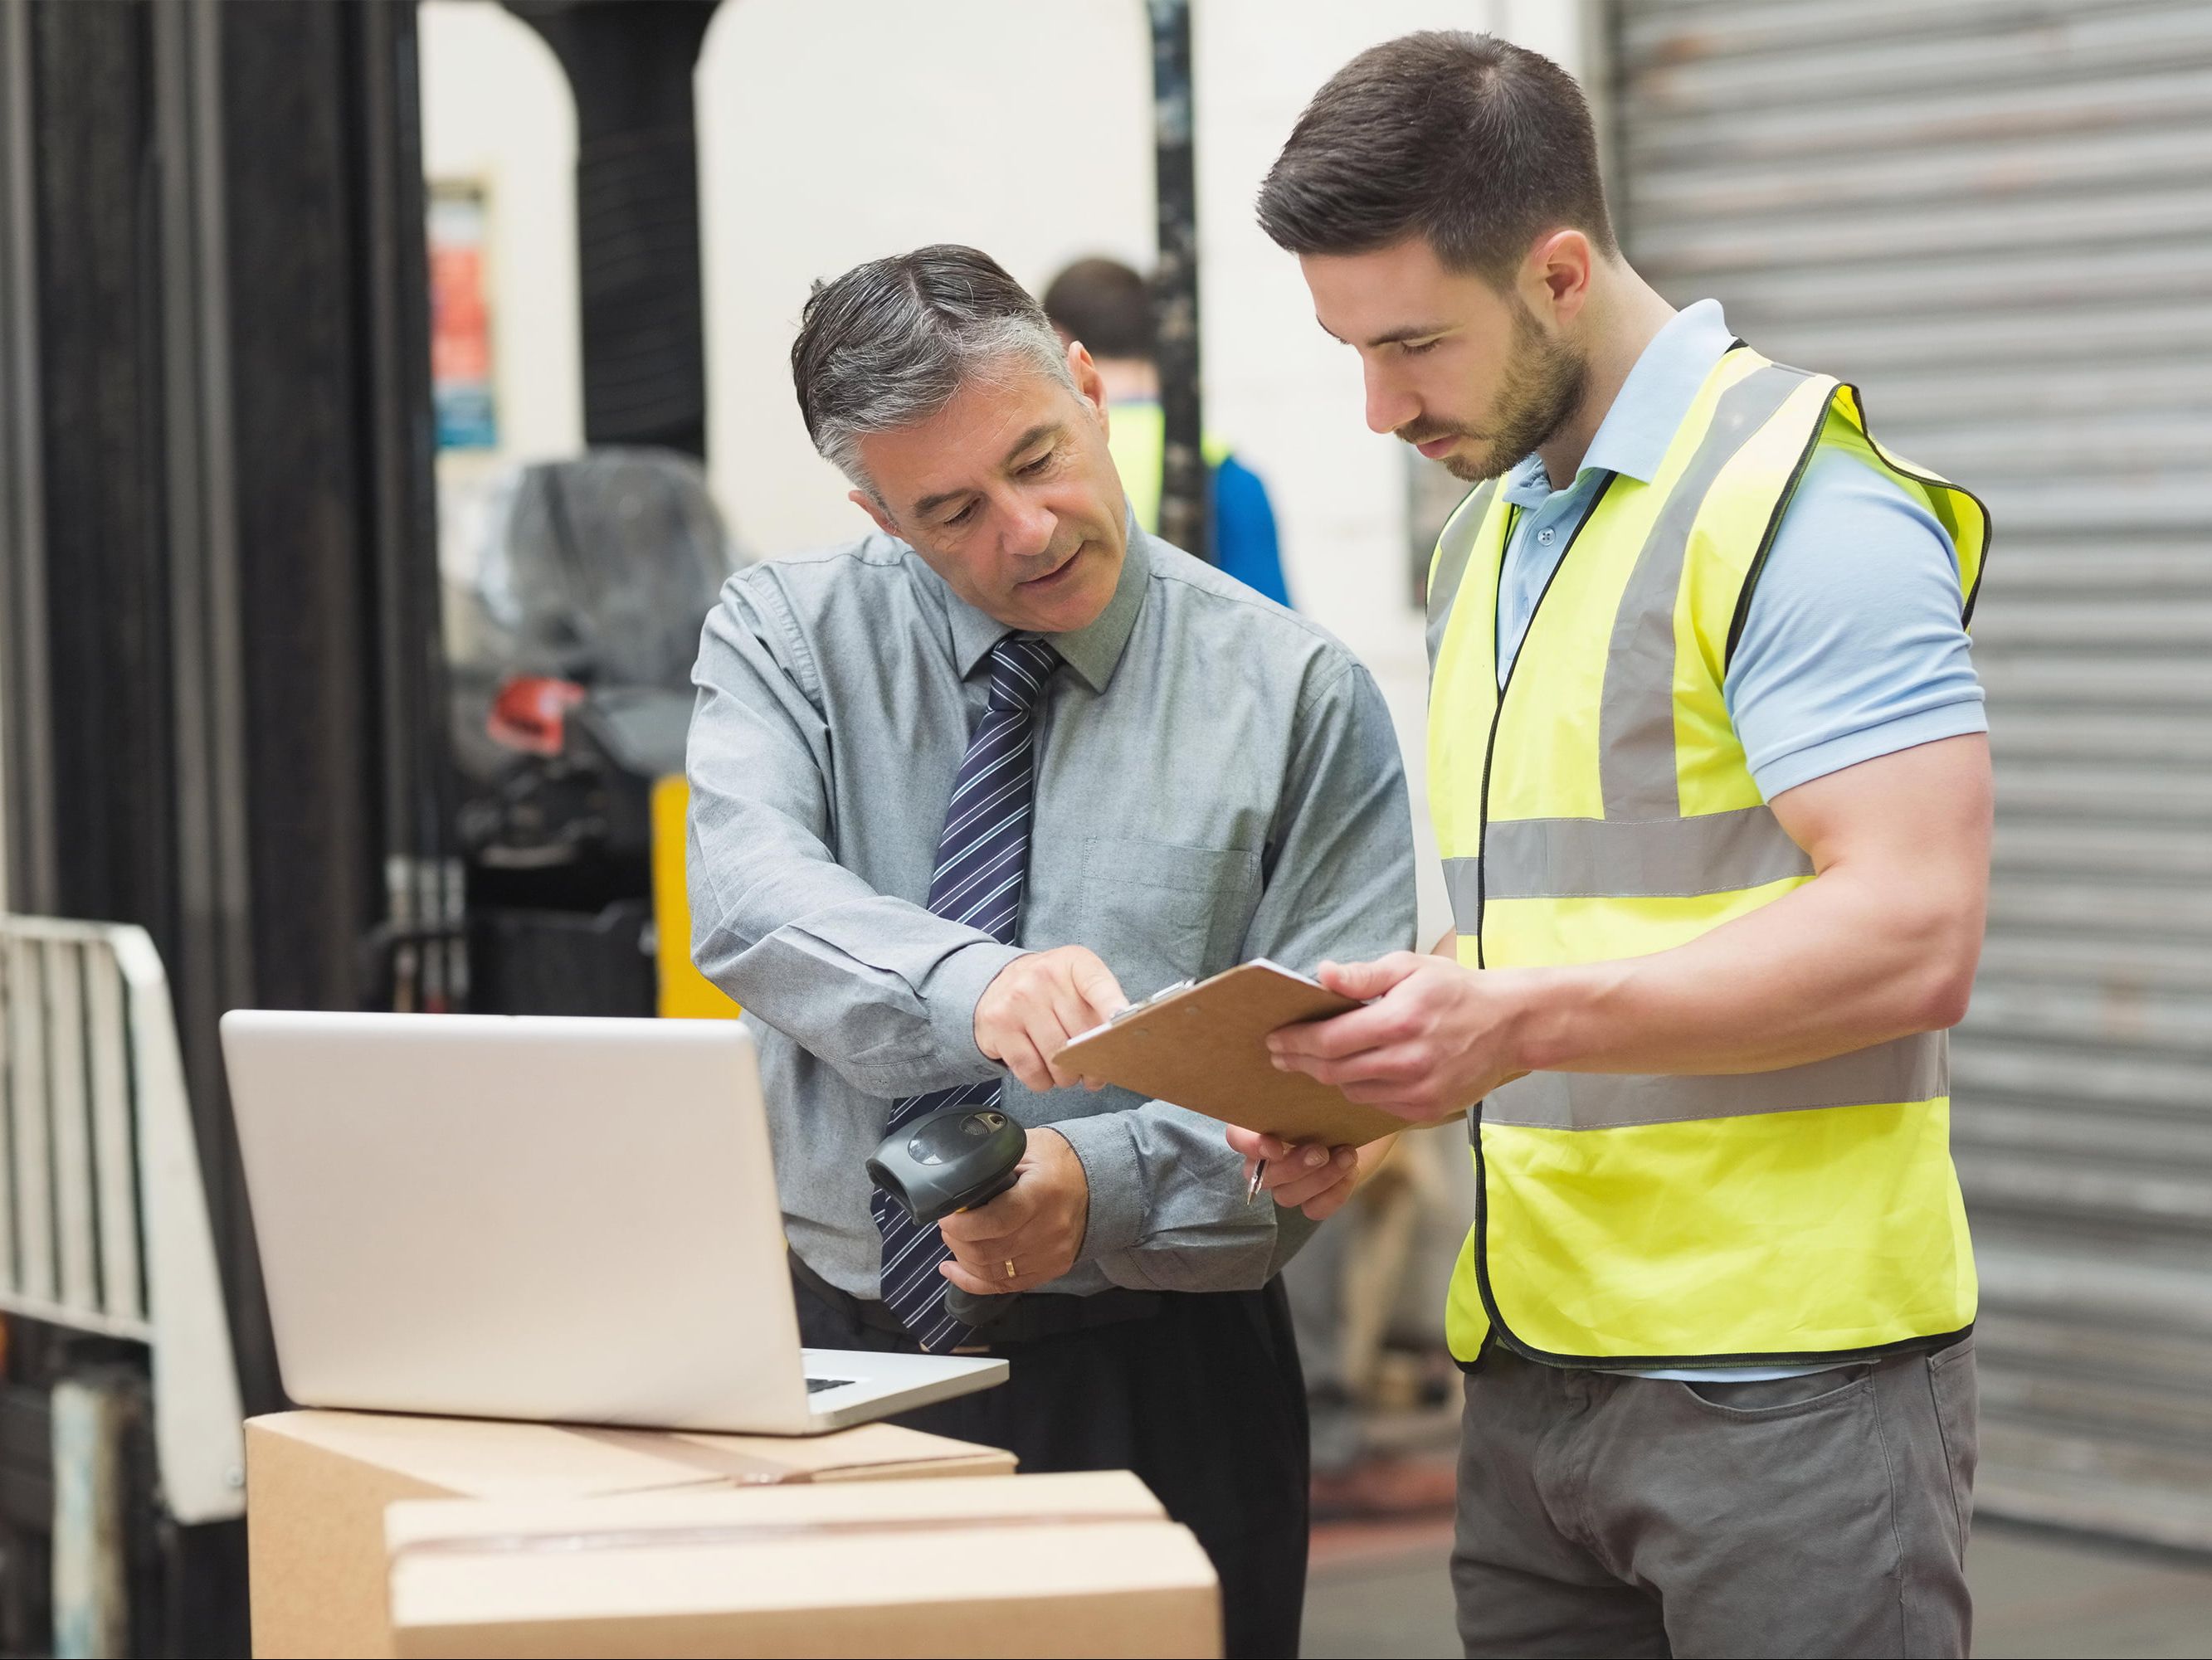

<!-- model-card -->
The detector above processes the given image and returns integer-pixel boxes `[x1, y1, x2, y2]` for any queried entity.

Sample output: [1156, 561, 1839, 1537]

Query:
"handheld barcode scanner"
[867, 1107, 1028, 1226]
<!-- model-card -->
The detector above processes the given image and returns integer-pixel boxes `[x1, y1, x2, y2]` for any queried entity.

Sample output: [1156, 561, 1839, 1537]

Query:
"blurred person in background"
[1247, 32, 1991, 1660]
[1042, 256, 1293, 606]
[686, 244, 1415, 1659]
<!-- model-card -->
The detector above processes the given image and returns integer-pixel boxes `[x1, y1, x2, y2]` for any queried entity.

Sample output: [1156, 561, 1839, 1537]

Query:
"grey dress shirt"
[686, 522, 1415, 1301]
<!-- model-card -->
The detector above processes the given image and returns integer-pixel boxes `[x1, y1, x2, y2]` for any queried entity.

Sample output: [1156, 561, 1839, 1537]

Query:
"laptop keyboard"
[805, 1375, 855, 1395]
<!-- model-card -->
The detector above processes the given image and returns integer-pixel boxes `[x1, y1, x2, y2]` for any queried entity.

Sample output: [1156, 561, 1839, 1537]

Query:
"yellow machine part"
[650, 775, 740, 1020]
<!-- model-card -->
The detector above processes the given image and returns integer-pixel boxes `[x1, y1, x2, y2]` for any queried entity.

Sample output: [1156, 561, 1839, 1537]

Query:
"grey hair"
[791, 245, 1076, 496]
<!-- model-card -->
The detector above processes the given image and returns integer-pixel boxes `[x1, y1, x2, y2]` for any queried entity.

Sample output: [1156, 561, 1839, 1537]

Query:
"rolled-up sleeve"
[1075, 655, 1418, 1292]
[687, 577, 1020, 1098]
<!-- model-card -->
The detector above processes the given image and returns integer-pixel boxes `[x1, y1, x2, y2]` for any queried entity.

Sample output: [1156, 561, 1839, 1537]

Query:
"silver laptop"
[220, 1010, 1006, 1434]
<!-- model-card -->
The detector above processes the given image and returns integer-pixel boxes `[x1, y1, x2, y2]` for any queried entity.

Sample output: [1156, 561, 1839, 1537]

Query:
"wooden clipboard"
[1055, 959, 1455, 1148]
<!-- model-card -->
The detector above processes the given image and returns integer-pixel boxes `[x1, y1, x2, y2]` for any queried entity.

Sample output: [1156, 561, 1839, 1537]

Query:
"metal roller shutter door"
[1613, 0, 2212, 1550]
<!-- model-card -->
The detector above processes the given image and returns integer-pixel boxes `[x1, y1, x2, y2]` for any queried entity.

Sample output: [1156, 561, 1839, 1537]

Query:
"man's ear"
[848, 487, 899, 540]
[1066, 340, 1109, 425]
[1523, 229, 1595, 328]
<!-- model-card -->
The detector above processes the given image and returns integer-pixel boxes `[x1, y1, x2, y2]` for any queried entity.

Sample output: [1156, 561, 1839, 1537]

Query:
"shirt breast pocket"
[1079, 836, 1263, 998]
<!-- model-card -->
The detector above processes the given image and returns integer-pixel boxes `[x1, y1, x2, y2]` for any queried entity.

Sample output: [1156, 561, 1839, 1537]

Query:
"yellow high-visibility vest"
[1425, 344, 1989, 1367]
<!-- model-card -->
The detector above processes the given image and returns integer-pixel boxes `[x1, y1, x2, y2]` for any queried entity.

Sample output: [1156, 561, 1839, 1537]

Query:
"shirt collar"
[1500, 297, 1735, 504]
[944, 508, 1151, 694]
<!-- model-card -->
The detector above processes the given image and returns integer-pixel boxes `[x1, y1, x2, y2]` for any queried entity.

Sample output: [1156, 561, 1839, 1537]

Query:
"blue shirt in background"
[1211, 453, 1292, 608]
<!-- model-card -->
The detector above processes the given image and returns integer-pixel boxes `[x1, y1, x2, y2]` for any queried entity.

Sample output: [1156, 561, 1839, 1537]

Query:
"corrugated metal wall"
[1614, 0, 2212, 1550]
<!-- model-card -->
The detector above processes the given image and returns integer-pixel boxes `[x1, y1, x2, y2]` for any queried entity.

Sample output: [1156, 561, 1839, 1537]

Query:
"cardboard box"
[383, 1471, 1222, 1658]
[247, 1410, 1016, 1658]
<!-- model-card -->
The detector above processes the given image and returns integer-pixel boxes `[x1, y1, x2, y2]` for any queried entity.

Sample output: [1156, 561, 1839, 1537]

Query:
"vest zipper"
[1466, 475, 1610, 1360]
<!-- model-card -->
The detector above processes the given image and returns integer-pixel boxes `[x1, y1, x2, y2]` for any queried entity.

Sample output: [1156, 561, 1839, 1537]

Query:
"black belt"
[789, 1254, 1162, 1351]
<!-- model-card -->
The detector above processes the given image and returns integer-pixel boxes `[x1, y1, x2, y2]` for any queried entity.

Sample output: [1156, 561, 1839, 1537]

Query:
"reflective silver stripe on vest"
[1481, 1030, 1946, 1130]
[1599, 364, 1812, 820]
[1482, 806, 1812, 902]
[1443, 856, 1482, 932]
[1425, 482, 1496, 670]
[1445, 808, 1811, 930]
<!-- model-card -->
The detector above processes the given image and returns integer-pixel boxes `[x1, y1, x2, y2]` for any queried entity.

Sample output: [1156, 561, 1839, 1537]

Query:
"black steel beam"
[21, 0, 183, 942]
[1147, 0, 1207, 561]
[507, 0, 720, 459]
[0, 0, 56, 913]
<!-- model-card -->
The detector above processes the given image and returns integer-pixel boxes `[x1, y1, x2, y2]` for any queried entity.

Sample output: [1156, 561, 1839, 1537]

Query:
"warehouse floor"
[1303, 1510, 2212, 1658]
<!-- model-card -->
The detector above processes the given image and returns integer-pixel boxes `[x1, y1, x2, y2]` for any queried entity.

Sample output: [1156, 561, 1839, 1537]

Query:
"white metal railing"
[0, 916, 244, 1524]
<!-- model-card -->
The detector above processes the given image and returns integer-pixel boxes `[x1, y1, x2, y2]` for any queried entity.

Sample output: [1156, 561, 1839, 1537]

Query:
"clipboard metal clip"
[1108, 979, 1195, 1024]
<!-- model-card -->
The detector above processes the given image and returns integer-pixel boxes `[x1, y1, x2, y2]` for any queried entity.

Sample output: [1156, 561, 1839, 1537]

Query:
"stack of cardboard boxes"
[248, 1410, 1221, 1658]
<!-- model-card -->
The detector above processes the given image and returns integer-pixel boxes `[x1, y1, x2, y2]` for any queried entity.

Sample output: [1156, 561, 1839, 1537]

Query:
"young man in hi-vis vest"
[1238, 32, 1990, 1660]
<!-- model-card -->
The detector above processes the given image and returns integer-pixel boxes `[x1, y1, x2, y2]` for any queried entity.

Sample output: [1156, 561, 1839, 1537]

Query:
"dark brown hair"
[1256, 32, 1616, 281]
[1040, 257, 1154, 362]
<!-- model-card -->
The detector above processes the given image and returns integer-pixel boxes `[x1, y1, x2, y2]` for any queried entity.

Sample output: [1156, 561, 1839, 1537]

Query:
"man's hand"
[1226, 1126, 1364, 1220]
[973, 946, 1128, 1093]
[1267, 952, 1527, 1124]
[937, 1127, 1090, 1295]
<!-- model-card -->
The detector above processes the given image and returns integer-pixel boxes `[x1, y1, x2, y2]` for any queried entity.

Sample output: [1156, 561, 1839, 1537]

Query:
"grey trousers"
[1453, 1339, 1978, 1659]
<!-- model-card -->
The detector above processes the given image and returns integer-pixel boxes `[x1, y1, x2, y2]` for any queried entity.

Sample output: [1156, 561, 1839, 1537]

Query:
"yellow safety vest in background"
[1107, 400, 1229, 535]
[1425, 345, 1989, 1367]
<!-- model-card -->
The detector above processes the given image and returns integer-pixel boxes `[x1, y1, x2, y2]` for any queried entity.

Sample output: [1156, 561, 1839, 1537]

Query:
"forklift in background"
[448, 0, 740, 1024]
[444, 446, 743, 1021]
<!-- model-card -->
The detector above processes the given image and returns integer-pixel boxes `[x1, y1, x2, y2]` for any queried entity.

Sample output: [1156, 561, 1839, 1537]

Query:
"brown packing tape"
[392, 1512, 1160, 1561]
[552, 1421, 1011, 1486]
[552, 1426, 828, 1486]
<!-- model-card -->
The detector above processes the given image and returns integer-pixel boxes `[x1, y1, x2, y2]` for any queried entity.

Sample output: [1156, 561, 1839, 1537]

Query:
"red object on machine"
[487, 675, 586, 757]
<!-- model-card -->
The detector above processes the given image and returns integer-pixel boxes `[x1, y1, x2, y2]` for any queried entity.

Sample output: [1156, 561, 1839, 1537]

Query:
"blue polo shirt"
[1493, 299, 1986, 1382]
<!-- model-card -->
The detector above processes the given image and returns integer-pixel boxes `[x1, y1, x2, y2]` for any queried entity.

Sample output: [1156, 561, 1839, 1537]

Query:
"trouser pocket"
[1927, 1335, 1979, 1554]
[1675, 1363, 1872, 1415]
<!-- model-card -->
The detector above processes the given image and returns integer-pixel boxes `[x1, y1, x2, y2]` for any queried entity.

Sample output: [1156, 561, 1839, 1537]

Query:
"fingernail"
[1271, 1057, 1290, 1071]
[1305, 1147, 1327, 1168]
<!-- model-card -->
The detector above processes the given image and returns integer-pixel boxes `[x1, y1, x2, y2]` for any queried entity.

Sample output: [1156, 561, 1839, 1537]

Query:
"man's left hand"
[1268, 952, 1529, 1123]
[937, 1127, 1089, 1295]
[1227, 1126, 1362, 1220]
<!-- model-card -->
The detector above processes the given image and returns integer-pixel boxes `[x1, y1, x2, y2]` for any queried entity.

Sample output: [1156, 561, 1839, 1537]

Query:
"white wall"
[697, 1, 1156, 556]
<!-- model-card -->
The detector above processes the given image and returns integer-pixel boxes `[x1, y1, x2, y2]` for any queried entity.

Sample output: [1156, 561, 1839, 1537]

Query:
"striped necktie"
[872, 632, 1061, 1351]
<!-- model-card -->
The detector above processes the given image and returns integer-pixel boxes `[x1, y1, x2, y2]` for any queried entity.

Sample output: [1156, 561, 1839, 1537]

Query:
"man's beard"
[1407, 306, 1587, 484]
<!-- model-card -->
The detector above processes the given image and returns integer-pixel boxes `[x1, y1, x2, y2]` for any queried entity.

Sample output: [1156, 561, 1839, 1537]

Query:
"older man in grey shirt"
[688, 246, 1412, 1659]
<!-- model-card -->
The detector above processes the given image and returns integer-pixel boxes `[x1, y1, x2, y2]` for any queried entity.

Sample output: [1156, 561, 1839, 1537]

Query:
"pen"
[1245, 1157, 1267, 1206]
